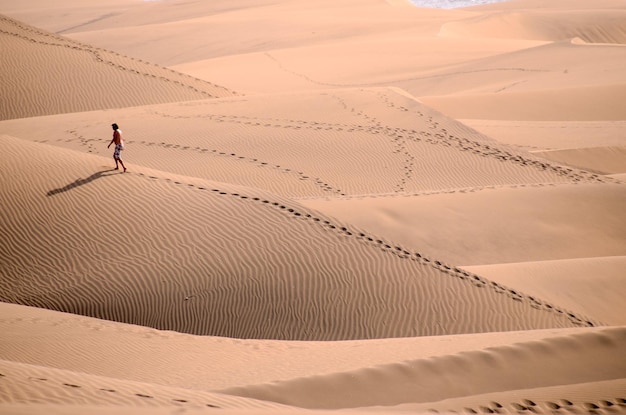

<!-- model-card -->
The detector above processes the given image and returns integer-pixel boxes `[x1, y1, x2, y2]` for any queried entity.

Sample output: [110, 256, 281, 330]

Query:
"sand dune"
[1, 0, 625, 413]
[414, 40, 626, 121]
[0, 14, 234, 121]
[0, 359, 284, 411]
[221, 327, 626, 409]
[0, 301, 596, 391]
[303, 182, 626, 266]
[422, 9, 626, 122]
[403, 379, 626, 415]
[2, 0, 538, 96]
[171, 35, 543, 94]
[421, 83, 626, 121]
[0, 89, 610, 200]
[464, 256, 626, 325]
[460, 119, 626, 151]
[1, 302, 622, 413]
[532, 146, 626, 175]
[19, 0, 469, 67]
[1, 134, 594, 341]
[440, 7, 626, 44]
[405, 39, 626, 117]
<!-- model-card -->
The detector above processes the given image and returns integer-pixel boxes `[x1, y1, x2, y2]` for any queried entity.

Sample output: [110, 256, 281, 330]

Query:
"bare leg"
[118, 158, 127, 172]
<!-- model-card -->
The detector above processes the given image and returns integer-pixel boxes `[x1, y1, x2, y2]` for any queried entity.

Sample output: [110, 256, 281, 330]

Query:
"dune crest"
[0, 135, 597, 342]
[220, 327, 626, 409]
[0, 88, 611, 199]
[464, 256, 626, 325]
[0, 14, 235, 121]
[1, 0, 625, 413]
[439, 9, 626, 44]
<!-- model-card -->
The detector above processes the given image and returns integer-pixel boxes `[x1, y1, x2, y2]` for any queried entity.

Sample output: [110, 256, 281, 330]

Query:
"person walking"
[107, 123, 127, 172]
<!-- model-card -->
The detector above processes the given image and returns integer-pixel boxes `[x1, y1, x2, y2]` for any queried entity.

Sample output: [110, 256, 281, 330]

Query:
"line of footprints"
[429, 397, 626, 414]
[0, 372, 219, 408]
[2, 372, 624, 413]
[129, 170, 596, 328]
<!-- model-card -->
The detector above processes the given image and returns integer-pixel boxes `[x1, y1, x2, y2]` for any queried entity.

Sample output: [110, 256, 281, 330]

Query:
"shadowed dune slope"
[220, 327, 626, 409]
[0, 15, 235, 121]
[0, 135, 595, 340]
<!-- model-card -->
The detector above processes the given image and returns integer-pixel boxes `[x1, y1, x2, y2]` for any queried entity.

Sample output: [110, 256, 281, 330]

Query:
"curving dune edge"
[1, 0, 625, 413]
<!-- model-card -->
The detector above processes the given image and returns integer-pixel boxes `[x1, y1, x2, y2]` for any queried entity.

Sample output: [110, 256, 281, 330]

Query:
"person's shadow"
[47, 169, 118, 196]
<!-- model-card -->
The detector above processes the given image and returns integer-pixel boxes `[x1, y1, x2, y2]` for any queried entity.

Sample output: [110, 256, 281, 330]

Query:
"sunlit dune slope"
[221, 327, 626, 409]
[0, 88, 609, 200]
[441, 2, 626, 44]
[0, 15, 235, 121]
[302, 182, 626, 266]
[0, 135, 595, 341]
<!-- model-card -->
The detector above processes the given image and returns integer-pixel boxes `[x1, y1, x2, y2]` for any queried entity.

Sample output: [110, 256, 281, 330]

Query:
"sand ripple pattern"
[0, 136, 597, 341]
[0, 15, 235, 121]
[2, 89, 614, 200]
[0, 360, 280, 410]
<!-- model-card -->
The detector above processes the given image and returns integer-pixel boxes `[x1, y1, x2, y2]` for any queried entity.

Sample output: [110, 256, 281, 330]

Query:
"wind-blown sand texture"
[0, 0, 625, 414]
[0, 15, 235, 120]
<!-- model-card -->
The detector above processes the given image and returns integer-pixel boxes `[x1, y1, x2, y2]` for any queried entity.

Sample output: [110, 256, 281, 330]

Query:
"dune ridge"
[460, 119, 626, 152]
[220, 326, 626, 409]
[0, 89, 614, 201]
[0, 135, 598, 342]
[532, 146, 626, 175]
[439, 8, 626, 44]
[1, 0, 625, 413]
[0, 301, 599, 392]
[403, 379, 626, 415]
[464, 256, 626, 325]
[0, 359, 284, 411]
[1, 302, 622, 414]
[302, 182, 626, 266]
[420, 83, 626, 121]
[0, 14, 235, 121]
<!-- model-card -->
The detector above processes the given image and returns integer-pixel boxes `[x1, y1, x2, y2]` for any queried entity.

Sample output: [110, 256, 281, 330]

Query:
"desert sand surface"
[0, 0, 624, 414]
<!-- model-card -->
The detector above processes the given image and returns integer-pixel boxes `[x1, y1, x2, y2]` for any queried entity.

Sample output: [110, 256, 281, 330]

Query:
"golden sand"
[1, 0, 624, 413]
